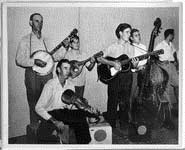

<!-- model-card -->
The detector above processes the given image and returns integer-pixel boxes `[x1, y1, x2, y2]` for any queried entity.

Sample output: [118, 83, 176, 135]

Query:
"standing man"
[129, 28, 147, 103]
[154, 29, 179, 109]
[35, 59, 92, 144]
[64, 35, 96, 97]
[97, 23, 139, 128]
[15, 13, 65, 129]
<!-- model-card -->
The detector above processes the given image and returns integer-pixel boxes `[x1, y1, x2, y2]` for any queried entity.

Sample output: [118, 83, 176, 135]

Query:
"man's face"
[60, 62, 71, 79]
[120, 28, 131, 42]
[31, 14, 43, 32]
[71, 38, 80, 50]
[131, 31, 141, 44]
[168, 34, 175, 42]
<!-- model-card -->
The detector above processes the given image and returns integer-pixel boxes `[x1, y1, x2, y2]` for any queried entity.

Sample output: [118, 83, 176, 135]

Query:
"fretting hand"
[131, 57, 139, 68]
[90, 56, 96, 63]
[62, 37, 70, 49]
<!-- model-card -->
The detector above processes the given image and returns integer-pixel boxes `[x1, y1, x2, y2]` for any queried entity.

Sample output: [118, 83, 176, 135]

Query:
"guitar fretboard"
[121, 49, 164, 65]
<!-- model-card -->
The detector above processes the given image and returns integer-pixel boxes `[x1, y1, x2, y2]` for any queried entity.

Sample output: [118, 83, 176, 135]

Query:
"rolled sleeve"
[35, 82, 53, 120]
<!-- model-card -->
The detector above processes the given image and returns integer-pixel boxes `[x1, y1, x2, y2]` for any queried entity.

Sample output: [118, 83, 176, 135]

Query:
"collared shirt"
[35, 77, 75, 120]
[64, 49, 88, 86]
[103, 40, 135, 58]
[133, 43, 147, 67]
[16, 32, 65, 68]
[154, 40, 176, 61]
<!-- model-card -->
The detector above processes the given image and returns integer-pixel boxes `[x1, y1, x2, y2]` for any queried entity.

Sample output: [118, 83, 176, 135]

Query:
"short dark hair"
[56, 59, 70, 76]
[164, 29, 174, 39]
[115, 23, 132, 39]
[130, 28, 139, 37]
[29, 13, 43, 21]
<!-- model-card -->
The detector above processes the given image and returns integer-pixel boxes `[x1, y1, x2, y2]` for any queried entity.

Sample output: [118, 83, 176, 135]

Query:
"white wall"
[8, 6, 179, 138]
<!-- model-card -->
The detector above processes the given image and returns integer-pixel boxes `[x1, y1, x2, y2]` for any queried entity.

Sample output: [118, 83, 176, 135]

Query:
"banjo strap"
[29, 33, 48, 57]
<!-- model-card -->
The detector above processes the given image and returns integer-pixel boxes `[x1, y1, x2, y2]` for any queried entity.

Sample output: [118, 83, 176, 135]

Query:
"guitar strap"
[29, 33, 32, 57]
[29, 33, 48, 57]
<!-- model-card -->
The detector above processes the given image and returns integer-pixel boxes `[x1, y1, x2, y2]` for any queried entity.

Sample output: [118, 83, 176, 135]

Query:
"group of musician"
[15, 13, 179, 144]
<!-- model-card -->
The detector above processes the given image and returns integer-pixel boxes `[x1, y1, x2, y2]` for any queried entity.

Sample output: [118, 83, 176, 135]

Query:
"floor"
[9, 108, 178, 145]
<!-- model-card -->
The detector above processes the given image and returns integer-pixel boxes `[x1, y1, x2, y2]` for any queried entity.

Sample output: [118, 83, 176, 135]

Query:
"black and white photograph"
[1, 0, 184, 149]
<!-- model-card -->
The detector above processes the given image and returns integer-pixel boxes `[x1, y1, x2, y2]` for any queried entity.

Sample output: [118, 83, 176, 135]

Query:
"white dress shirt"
[104, 41, 135, 58]
[133, 43, 147, 67]
[154, 40, 176, 61]
[16, 32, 66, 68]
[35, 77, 75, 120]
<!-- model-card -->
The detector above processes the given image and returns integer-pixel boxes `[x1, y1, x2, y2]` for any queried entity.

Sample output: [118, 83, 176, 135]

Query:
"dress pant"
[37, 109, 91, 144]
[158, 62, 179, 105]
[25, 68, 53, 125]
[106, 71, 133, 128]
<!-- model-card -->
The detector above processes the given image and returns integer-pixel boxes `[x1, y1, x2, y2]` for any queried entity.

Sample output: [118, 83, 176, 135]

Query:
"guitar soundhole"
[122, 63, 131, 72]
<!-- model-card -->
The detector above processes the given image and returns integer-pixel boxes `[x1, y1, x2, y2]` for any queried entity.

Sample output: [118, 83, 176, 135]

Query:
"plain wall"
[8, 6, 179, 138]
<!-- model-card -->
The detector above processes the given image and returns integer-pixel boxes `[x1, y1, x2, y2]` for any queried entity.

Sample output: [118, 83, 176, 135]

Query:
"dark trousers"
[25, 68, 53, 125]
[106, 71, 133, 127]
[37, 109, 91, 144]
[75, 86, 85, 98]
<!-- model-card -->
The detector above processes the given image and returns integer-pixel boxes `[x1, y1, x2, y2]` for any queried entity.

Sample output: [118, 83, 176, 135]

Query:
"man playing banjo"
[15, 13, 68, 129]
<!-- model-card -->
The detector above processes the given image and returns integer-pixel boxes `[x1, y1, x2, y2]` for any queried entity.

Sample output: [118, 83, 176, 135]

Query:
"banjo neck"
[49, 40, 66, 56]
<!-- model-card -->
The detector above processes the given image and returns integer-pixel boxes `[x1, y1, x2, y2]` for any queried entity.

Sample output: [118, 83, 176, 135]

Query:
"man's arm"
[35, 82, 53, 120]
[35, 81, 65, 131]
[97, 57, 121, 70]
[15, 39, 35, 68]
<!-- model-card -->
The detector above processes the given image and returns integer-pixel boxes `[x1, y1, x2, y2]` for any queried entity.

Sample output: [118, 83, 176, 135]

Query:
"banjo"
[31, 28, 78, 76]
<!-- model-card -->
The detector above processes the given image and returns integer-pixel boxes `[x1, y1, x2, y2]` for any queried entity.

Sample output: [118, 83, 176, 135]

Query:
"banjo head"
[32, 50, 54, 76]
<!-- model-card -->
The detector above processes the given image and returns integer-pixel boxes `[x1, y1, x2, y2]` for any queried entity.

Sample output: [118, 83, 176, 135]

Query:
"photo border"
[1, 0, 184, 149]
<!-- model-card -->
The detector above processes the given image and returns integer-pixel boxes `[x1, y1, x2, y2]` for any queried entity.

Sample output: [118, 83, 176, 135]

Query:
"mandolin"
[70, 51, 104, 78]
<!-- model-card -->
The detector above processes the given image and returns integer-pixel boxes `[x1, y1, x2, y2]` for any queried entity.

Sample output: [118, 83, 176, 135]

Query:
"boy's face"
[131, 31, 141, 44]
[120, 28, 131, 42]
[71, 38, 80, 50]
[168, 34, 174, 42]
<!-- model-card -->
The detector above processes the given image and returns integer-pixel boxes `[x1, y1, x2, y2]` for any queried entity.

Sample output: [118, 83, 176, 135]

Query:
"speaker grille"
[94, 129, 107, 142]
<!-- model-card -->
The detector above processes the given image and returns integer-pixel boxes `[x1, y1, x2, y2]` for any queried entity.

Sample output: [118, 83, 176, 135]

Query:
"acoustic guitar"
[97, 49, 164, 84]
[31, 28, 78, 76]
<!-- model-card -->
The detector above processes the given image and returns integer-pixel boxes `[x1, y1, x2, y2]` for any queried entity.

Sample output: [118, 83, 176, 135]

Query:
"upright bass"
[128, 18, 169, 141]
[137, 18, 169, 104]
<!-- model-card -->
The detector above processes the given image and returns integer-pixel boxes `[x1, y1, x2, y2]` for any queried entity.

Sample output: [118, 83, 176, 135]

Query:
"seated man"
[35, 59, 92, 144]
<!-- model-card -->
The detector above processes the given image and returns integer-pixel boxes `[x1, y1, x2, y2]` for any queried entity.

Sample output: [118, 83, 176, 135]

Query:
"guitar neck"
[78, 58, 91, 66]
[121, 49, 162, 65]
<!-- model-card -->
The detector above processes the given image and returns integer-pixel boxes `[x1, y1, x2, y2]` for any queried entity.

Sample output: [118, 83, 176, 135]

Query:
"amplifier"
[89, 120, 112, 144]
